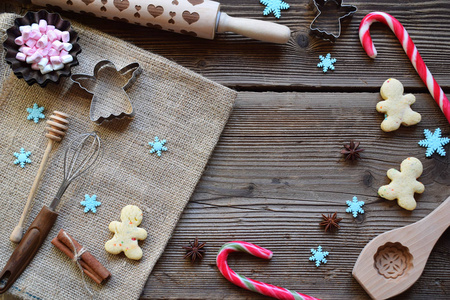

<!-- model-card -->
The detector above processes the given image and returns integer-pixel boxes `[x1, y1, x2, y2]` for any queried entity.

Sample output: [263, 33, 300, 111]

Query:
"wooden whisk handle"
[9, 111, 69, 243]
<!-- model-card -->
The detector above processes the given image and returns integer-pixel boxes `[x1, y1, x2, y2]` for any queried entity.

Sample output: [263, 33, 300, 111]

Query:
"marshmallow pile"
[14, 20, 74, 75]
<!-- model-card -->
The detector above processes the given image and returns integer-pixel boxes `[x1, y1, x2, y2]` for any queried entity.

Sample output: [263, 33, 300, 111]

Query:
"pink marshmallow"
[26, 51, 43, 64]
[46, 25, 55, 32]
[15, 52, 26, 61]
[47, 30, 57, 42]
[48, 48, 59, 56]
[53, 29, 62, 40]
[29, 30, 41, 40]
[38, 19, 47, 32]
[22, 46, 34, 55]
[60, 50, 69, 57]
[61, 31, 70, 43]
[38, 48, 49, 56]
[50, 55, 62, 64]
[62, 42, 72, 51]
[36, 35, 48, 48]
[14, 36, 24, 46]
[25, 39, 36, 47]
[52, 40, 63, 51]
[22, 27, 31, 40]
[19, 25, 31, 33]
[31, 63, 40, 70]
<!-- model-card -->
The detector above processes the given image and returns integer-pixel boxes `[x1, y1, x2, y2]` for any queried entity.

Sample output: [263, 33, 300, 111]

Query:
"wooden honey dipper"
[10, 111, 69, 243]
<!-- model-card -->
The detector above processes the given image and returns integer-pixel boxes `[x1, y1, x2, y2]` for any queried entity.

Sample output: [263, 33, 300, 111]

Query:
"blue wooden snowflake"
[418, 128, 450, 157]
[346, 196, 365, 217]
[80, 194, 101, 213]
[149, 136, 168, 157]
[13, 148, 32, 168]
[317, 53, 336, 73]
[26, 103, 45, 123]
[260, 0, 290, 19]
[309, 245, 329, 267]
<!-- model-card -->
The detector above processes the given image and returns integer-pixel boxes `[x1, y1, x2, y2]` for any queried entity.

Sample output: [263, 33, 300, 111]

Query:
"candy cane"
[216, 241, 321, 300]
[359, 12, 450, 124]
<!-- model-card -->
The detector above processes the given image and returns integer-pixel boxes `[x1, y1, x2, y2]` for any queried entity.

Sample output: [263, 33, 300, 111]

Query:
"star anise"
[341, 140, 364, 161]
[182, 237, 206, 262]
[320, 212, 342, 232]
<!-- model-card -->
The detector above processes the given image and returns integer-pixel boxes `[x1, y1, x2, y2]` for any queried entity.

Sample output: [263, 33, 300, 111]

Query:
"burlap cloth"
[0, 13, 236, 300]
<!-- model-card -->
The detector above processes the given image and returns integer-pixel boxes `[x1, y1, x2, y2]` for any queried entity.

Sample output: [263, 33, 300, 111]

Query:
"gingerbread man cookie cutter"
[310, 0, 357, 42]
[71, 60, 141, 124]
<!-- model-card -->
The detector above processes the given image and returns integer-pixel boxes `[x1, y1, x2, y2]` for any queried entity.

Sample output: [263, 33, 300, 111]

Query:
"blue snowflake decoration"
[80, 194, 101, 213]
[309, 245, 329, 267]
[260, 0, 290, 19]
[317, 53, 336, 73]
[149, 136, 168, 157]
[13, 148, 32, 168]
[346, 196, 365, 218]
[26, 103, 45, 123]
[418, 128, 450, 157]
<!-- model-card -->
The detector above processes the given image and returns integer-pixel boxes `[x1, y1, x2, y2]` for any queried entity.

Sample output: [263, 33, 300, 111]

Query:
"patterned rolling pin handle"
[216, 241, 321, 300]
[359, 12, 450, 124]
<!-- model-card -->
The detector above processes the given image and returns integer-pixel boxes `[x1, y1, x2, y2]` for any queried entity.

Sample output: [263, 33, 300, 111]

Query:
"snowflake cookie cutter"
[310, 0, 357, 42]
[71, 60, 141, 125]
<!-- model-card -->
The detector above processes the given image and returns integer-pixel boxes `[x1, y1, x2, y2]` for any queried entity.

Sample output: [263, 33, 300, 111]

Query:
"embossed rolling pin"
[31, 0, 291, 44]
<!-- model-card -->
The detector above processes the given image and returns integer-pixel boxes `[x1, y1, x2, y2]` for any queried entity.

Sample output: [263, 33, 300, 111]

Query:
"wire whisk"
[0, 132, 102, 294]
[50, 132, 101, 210]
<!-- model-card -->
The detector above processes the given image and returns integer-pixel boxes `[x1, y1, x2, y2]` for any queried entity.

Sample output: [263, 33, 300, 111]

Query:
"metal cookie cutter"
[310, 0, 357, 42]
[71, 60, 141, 124]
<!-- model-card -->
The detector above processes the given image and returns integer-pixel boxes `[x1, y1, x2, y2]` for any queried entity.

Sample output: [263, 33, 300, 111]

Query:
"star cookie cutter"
[71, 60, 141, 124]
[310, 0, 357, 42]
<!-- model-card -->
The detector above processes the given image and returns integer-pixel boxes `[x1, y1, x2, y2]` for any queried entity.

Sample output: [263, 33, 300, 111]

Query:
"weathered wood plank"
[7, 0, 449, 90]
[142, 92, 450, 299]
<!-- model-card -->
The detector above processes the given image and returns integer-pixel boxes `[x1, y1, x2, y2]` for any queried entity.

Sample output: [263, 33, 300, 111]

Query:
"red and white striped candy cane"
[359, 12, 450, 124]
[216, 241, 321, 300]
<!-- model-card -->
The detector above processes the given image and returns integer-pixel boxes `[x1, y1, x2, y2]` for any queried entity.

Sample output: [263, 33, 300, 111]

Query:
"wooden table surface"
[2, 1, 449, 299]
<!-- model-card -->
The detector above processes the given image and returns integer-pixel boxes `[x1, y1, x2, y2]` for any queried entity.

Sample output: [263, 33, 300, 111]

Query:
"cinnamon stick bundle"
[51, 229, 111, 284]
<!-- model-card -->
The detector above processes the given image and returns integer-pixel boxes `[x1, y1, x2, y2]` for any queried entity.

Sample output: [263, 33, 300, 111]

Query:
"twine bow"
[63, 231, 94, 297]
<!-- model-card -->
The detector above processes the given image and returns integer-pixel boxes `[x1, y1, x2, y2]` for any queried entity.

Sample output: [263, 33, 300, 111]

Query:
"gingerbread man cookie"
[378, 157, 425, 210]
[376, 78, 421, 132]
[105, 205, 147, 260]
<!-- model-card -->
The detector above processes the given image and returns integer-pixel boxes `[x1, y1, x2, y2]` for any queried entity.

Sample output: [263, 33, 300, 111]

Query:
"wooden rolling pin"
[31, 0, 291, 44]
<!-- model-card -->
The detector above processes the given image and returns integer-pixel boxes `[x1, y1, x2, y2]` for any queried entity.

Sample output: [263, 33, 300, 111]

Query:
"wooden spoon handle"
[0, 206, 58, 294]
[416, 196, 450, 236]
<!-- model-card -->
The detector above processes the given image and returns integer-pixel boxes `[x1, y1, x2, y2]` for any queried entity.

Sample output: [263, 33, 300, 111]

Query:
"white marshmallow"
[60, 54, 73, 64]
[62, 42, 72, 51]
[37, 57, 49, 68]
[31, 23, 39, 31]
[40, 63, 54, 74]
[22, 27, 31, 40]
[15, 52, 26, 61]
[52, 62, 64, 71]
[61, 31, 70, 43]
